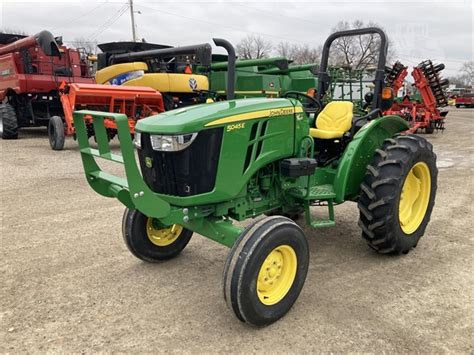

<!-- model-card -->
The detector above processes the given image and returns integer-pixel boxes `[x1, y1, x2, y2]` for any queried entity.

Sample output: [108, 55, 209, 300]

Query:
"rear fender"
[333, 115, 409, 202]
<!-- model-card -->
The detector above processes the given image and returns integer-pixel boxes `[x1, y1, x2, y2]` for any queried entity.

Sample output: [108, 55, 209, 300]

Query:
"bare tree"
[69, 37, 98, 55]
[276, 42, 322, 64]
[253, 36, 273, 59]
[293, 44, 321, 64]
[447, 61, 474, 88]
[276, 42, 294, 59]
[446, 76, 466, 88]
[236, 35, 272, 59]
[329, 20, 395, 70]
[459, 61, 473, 86]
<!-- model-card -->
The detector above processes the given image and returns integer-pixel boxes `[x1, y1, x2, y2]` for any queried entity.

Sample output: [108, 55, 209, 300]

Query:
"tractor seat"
[310, 101, 353, 139]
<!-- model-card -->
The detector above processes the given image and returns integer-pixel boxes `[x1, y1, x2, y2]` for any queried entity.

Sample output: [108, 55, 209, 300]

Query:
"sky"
[0, 0, 472, 77]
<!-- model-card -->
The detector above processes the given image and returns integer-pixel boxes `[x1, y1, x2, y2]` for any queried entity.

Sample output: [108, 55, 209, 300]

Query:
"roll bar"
[316, 27, 388, 110]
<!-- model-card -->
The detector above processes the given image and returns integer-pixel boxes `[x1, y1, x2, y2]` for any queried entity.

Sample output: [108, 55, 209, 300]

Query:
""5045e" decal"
[226, 122, 246, 132]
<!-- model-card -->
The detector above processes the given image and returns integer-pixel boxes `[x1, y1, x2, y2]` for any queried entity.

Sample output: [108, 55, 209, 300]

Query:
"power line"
[88, 3, 129, 40]
[48, 2, 467, 71]
[89, 4, 128, 39]
[51, 2, 109, 31]
[135, 4, 311, 45]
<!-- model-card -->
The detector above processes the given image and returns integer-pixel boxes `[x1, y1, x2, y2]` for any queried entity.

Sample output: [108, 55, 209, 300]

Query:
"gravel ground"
[1, 108, 473, 353]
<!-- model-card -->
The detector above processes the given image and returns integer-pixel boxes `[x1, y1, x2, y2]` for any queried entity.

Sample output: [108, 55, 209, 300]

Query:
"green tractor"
[73, 28, 437, 326]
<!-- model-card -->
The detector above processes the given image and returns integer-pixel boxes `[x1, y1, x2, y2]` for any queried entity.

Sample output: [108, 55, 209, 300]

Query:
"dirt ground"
[1, 108, 473, 353]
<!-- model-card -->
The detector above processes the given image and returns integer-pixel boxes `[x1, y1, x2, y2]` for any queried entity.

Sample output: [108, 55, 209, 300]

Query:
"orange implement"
[59, 82, 165, 137]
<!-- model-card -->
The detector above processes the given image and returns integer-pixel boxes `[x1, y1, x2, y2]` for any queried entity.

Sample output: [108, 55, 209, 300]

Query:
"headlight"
[133, 132, 142, 149]
[150, 133, 198, 152]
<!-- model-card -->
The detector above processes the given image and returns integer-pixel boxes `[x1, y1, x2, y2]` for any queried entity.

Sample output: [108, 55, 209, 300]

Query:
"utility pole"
[129, 0, 137, 42]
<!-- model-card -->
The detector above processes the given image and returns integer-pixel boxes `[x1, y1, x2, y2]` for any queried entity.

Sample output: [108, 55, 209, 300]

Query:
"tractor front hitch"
[72, 110, 244, 247]
[73, 110, 171, 218]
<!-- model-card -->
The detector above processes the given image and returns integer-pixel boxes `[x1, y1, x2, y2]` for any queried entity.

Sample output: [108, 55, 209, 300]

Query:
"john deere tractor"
[73, 28, 437, 326]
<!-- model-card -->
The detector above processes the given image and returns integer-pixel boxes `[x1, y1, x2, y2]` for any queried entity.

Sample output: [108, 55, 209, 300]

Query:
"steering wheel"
[283, 91, 323, 115]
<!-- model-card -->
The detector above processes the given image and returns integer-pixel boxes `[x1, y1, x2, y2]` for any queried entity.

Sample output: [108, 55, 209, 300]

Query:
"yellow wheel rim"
[146, 218, 183, 247]
[257, 245, 297, 306]
[399, 162, 431, 234]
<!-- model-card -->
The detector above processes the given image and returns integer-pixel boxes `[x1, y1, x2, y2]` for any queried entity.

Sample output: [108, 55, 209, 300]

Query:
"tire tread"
[0, 103, 18, 139]
[357, 134, 437, 254]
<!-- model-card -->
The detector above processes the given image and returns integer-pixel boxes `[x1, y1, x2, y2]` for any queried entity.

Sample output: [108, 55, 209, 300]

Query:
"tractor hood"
[136, 98, 298, 134]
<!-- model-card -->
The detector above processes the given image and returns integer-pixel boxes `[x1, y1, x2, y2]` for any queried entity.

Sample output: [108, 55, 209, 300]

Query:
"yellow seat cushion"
[310, 101, 353, 139]
[309, 128, 347, 139]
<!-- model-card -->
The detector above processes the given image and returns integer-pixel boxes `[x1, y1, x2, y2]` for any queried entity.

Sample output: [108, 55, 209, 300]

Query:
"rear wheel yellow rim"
[146, 219, 183, 247]
[257, 245, 297, 306]
[399, 162, 431, 234]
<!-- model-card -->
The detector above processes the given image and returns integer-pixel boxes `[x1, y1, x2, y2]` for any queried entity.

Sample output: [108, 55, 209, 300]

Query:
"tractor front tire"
[358, 135, 437, 255]
[223, 216, 309, 326]
[122, 208, 193, 262]
[48, 116, 65, 150]
[0, 103, 18, 139]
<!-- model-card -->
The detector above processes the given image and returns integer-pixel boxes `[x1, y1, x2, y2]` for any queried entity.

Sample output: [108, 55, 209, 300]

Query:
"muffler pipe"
[213, 38, 236, 100]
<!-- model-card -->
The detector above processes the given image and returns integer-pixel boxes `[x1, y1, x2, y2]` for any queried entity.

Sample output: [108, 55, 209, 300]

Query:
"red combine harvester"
[385, 60, 449, 133]
[51, 82, 165, 150]
[0, 31, 94, 139]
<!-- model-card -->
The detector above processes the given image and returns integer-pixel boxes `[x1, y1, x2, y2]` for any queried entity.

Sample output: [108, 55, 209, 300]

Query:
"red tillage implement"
[51, 82, 165, 149]
[385, 60, 449, 134]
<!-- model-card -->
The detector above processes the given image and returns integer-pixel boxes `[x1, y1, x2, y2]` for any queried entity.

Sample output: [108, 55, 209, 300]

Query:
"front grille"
[138, 128, 223, 196]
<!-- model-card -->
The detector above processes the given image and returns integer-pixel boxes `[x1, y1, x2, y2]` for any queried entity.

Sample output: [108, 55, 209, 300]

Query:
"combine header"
[385, 60, 449, 133]
[209, 57, 318, 98]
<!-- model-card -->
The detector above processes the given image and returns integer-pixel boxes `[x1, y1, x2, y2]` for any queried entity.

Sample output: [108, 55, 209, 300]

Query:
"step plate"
[308, 185, 336, 199]
[290, 184, 336, 200]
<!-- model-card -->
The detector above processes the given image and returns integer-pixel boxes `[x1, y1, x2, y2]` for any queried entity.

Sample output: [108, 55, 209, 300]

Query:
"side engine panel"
[214, 111, 295, 199]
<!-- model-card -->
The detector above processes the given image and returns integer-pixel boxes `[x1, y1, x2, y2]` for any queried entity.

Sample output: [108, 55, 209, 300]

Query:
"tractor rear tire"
[0, 103, 18, 139]
[223, 216, 309, 326]
[48, 116, 65, 150]
[358, 134, 437, 255]
[122, 208, 193, 262]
